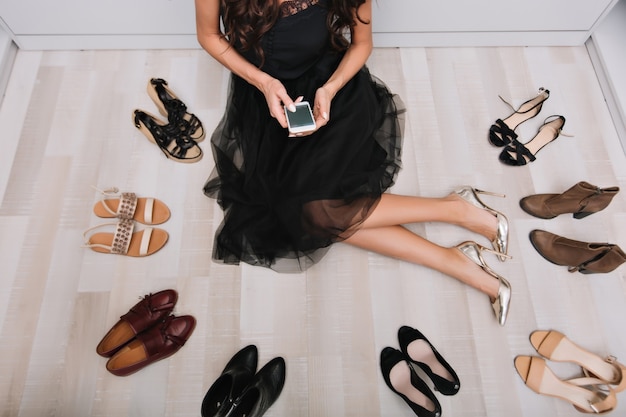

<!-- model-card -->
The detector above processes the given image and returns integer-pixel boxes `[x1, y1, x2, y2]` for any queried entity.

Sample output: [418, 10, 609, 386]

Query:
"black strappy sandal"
[489, 88, 550, 147]
[147, 78, 205, 142]
[499, 115, 567, 166]
[133, 109, 203, 163]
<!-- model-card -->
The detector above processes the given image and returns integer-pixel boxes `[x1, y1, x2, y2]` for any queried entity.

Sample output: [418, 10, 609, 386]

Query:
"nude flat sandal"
[83, 219, 168, 257]
[92, 186, 170, 225]
[530, 330, 626, 393]
[514, 356, 617, 414]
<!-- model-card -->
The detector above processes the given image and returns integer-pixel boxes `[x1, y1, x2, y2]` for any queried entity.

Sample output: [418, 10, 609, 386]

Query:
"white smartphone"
[285, 101, 316, 134]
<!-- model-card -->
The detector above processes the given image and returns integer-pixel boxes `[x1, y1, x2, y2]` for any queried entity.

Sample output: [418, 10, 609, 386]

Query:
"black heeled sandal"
[147, 78, 205, 142]
[380, 347, 442, 417]
[499, 115, 567, 166]
[133, 109, 203, 163]
[489, 88, 550, 147]
[201, 345, 258, 417]
[398, 326, 460, 395]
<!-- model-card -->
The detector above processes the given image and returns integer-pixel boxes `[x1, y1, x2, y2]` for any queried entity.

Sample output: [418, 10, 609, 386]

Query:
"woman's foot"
[447, 193, 498, 242]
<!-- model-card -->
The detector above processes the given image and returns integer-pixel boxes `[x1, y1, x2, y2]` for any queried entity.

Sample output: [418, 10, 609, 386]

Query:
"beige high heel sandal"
[455, 241, 512, 326]
[92, 186, 171, 225]
[515, 356, 617, 414]
[530, 330, 626, 393]
[454, 186, 510, 262]
[83, 219, 168, 257]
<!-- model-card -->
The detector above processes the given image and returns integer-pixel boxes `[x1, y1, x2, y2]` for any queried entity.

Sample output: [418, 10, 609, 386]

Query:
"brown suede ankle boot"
[529, 230, 626, 274]
[520, 181, 619, 219]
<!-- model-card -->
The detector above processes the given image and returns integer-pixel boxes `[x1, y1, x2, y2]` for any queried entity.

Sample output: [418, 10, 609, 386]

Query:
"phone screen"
[288, 104, 315, 128]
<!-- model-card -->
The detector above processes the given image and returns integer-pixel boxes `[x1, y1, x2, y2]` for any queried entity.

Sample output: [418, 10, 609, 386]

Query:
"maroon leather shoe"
[96, 289, 178, 357]
[105, 314, 196, 377]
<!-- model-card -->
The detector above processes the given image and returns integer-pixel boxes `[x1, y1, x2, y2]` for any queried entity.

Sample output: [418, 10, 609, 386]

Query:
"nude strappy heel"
[530, 330, 626, 393]
[515, 356, 617, 414]
[92, 186, 171, 225]
[83, 219, 168, 257]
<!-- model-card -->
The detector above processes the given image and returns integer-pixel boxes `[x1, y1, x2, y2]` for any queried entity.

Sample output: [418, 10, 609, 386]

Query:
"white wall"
[587, 0, 626, 153]
[0, 23, 17, 100]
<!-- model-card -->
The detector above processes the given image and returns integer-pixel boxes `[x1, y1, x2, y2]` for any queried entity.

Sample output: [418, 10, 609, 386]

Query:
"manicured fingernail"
[322, 112, 328, 120]
[288, 104, 296, 112]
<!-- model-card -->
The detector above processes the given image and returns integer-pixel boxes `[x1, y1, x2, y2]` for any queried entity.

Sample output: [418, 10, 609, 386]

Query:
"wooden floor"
[0, 45, 625, 417]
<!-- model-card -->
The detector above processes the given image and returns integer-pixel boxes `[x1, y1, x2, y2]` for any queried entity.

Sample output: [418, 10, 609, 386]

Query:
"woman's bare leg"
[363, 193, 498, 242]
[343, 225, 500, 299]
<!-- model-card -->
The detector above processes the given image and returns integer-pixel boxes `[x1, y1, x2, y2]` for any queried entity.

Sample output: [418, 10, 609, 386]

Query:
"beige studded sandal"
[83, 219, 168, 257]
[92, 187, 170, 225]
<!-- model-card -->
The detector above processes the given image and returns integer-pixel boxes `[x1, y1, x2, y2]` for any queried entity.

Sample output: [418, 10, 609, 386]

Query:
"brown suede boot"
[520, 181, 619, 219]
[529, 230, 626, 274]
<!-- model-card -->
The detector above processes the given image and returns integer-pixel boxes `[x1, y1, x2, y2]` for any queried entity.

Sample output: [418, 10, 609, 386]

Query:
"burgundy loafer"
[105, 314, 196, 377]
[96, 289, 178, 357]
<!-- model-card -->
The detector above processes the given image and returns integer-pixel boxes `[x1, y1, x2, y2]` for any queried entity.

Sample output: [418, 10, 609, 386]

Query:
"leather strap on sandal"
[489, 119, 518, 146]
[110, 219, 135, 254]
[565, 376, 617, 414]
[503, 138, 536, 165]
[83, 219, 135, 254]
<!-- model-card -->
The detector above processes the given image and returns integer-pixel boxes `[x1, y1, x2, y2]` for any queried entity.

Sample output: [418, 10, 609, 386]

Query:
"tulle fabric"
[204, 8, 405, 272]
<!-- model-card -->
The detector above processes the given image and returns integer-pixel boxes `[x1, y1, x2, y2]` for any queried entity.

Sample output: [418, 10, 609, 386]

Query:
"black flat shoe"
[380, 347, 441, 417]
[398, 326, 460, 395]
[226, 357, 286, 417]
[133, 109, 203, 163]
[147, 78, 205, 142]
[201, 345, 258, 417]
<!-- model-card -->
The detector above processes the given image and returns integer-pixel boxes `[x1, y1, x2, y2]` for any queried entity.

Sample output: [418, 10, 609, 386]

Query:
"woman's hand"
[260, 77, 295, 129]
[312, 86, 331, 130]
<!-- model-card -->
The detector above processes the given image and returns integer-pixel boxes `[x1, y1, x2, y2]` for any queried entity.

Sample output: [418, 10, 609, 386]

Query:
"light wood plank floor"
[0, 45, 625, 417]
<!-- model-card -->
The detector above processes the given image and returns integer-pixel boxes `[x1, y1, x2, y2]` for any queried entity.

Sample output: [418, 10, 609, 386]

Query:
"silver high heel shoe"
[454, 186, 509, 262]
[455, 241, 512, 326]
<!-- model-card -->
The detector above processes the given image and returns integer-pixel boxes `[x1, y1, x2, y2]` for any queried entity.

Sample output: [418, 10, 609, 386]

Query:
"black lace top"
[279, 0, 320, 17]
[236, 0, 333, 80]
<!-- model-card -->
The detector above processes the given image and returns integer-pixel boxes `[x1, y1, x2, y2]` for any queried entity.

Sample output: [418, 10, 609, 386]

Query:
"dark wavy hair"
[221, 0, 368, 65]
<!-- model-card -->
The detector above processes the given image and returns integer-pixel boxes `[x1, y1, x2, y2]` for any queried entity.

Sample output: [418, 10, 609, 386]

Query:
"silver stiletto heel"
[455, 241, 512, 326]
[454, 186, 509, 262]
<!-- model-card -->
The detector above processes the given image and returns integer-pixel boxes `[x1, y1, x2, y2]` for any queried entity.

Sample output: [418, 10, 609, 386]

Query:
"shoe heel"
[479, 244, 513, 260]
[474, 188, 506, 199]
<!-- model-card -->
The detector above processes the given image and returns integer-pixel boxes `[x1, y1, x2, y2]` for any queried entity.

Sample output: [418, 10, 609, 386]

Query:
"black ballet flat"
[224, 357, 286, 417]
[133, 109, 203, 163]
[398, 326, 460, 395]
[201, 345, 258, 417]
[380, 347, 442, 417]
[147, 78, 205, 142]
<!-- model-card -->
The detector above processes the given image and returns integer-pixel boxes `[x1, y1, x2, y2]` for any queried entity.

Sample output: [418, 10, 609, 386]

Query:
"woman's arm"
[194, 0, 295, 127]
[313, 0, 373, 126]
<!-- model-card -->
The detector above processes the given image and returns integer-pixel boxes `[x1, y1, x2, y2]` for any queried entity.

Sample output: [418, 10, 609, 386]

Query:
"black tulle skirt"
[204, 60, 405, 272]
